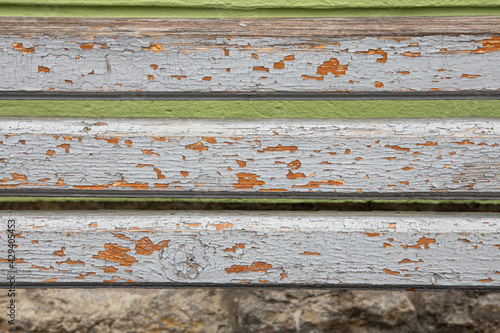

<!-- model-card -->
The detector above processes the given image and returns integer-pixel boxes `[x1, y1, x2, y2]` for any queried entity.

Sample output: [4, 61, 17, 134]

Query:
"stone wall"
[1, 289, 499, 332]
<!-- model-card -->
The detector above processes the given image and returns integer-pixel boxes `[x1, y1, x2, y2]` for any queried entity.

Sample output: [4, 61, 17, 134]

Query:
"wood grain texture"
[1, 17, 500, 96]
[1, 211, 499, 289]
[2, 17, 499, 37]
[0, 118, 498, 199]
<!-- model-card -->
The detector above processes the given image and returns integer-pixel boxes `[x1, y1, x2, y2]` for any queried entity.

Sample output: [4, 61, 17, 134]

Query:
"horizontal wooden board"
[1, 17, 500, 97]
[0, 118, 498, 199]
[3, 17, 499, 37]
[1, 211, 499, 289]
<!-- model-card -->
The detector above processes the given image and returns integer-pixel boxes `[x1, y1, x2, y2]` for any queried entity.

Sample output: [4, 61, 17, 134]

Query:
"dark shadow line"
[1, 189, 500, 200]
[3, 282, 499, 292]
[1, 91, 500, 101]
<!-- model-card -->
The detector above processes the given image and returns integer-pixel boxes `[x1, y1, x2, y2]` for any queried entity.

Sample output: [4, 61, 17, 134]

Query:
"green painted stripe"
[0, 197, 499, 205]
[2, 0, 499, 8]
[0, 100, 498, 118]
[1, 197, 499, 214]
[1, 5, 499, 17]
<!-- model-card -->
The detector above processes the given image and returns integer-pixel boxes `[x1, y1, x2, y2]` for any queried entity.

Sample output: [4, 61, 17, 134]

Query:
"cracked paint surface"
[0, 118, 498, 197]
[1, 33, 499, 93]
[0, 211, 499, 287]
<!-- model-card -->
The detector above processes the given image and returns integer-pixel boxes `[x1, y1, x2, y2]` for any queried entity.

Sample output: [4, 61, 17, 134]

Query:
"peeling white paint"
[0, 118, 498, 197]
[1, 211, 499, 287]
[1, 33, 499, 93]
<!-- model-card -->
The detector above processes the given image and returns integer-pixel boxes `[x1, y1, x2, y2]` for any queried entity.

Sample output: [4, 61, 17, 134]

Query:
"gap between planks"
[1, 91, 500, 101]
[1, 198, 500, 212]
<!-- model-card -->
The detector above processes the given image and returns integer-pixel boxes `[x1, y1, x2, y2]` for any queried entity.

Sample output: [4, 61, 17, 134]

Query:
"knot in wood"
[159, 239, 209, 281]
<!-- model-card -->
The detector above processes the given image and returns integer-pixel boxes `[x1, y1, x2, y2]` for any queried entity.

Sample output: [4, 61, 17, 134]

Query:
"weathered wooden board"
[1, 211, 499, 289]
[1, 17, 500, 98]
[0, 118, 498, 199]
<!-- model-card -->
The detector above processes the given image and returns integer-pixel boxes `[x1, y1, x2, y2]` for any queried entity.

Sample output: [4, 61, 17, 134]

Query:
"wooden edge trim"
[1, 16, 499, 37]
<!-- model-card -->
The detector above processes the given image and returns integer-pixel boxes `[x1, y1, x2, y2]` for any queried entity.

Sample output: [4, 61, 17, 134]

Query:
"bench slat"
[2, 211, 499, 289]
[1, 17, 500, 98]
[1, 118, 498, 199]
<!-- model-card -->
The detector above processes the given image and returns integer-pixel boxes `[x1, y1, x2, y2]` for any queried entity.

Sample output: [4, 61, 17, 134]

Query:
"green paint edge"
[1, 5, 500, 17]
[2, 0, 499, 9]
[1, 100, 499, 119]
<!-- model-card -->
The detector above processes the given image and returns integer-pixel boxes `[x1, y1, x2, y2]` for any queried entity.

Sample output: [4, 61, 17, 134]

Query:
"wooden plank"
[2, 17, 499, 37]
[1, 211, 499, 289]
[3, 0, 500, 9]
[0, 118, 500, 199]
[1, 118, 498, 199]
[1, 17, 500, 97]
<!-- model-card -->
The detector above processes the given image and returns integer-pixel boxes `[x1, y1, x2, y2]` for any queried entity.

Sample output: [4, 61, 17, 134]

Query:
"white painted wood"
[1, 17, 499, 95]
[1, 16, 498, 292]
[1, 211, 499, 288]
[0, 118, 498, 198]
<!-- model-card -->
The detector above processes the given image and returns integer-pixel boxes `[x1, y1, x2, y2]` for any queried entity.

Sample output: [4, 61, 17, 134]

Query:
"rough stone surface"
[1, 289, 499, 332]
